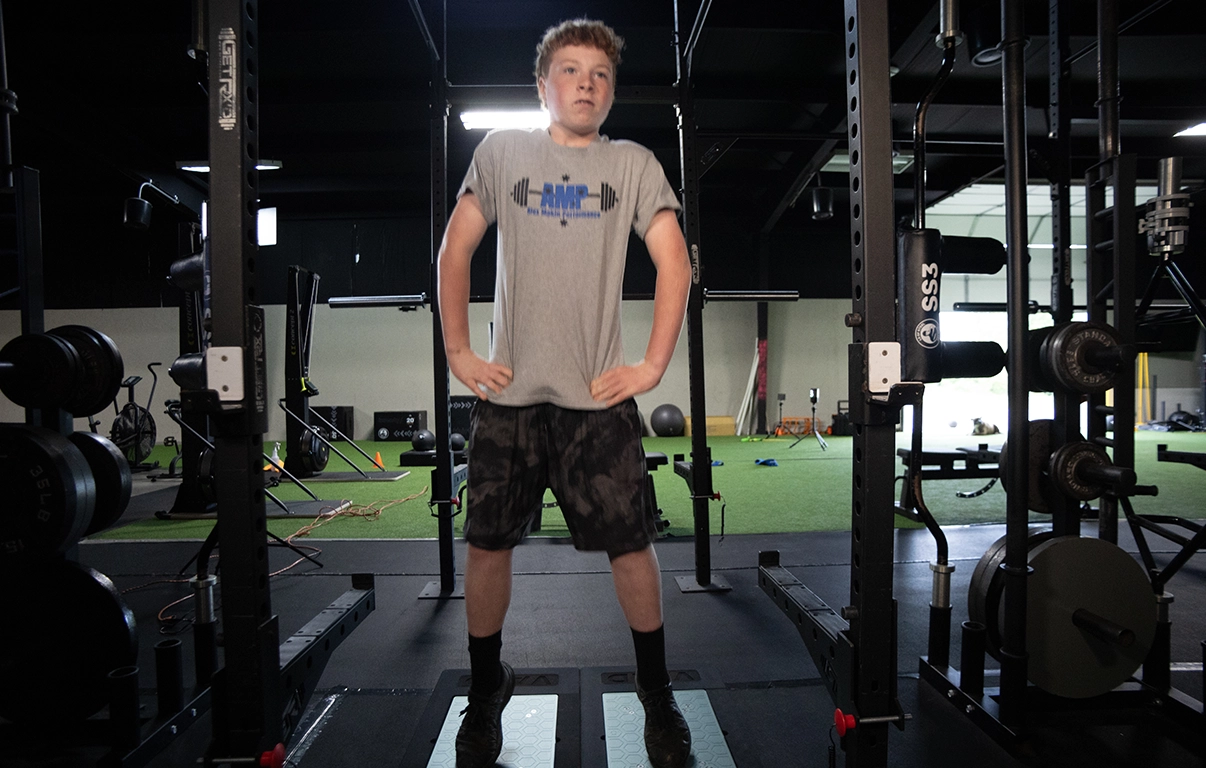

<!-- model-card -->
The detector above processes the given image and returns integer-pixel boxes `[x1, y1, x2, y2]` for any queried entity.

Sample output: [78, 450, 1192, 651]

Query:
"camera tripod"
[789, 388, 828, 451]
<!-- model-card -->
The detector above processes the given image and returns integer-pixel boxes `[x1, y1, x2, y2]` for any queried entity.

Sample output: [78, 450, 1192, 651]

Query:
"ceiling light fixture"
[1174, 122, 1206, 137]
[176, 159, 284, 172]
[459, 110, 550, 131]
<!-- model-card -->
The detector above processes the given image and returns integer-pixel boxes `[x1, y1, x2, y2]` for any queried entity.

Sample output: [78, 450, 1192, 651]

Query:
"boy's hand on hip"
[447, 348, 512, 400]
[590, 361, 662, 407]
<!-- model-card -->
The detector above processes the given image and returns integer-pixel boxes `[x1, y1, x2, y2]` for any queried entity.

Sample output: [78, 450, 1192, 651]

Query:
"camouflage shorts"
[463, 399, 655, 556]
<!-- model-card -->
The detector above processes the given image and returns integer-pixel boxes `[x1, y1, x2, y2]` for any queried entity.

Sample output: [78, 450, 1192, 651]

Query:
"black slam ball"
[411, 429, 436, 452]
[450, 432, 467, 451]
[650, 404, 686, 437]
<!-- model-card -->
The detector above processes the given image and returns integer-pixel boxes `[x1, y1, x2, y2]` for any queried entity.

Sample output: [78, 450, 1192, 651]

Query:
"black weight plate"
[0, 424, 96, 557]
[0, 559, 138, 723]
[70, 431, 132, 535]
[1025, 536, 1156, 698]
[46, 325, 125, 417]
[1041, 321, 1121, 395]
[967, 528, 1056, 660]
[0, 333, 82, 409]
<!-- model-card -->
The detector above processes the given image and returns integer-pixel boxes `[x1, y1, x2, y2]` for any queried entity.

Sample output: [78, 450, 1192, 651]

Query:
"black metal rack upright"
[190, 3, 376, 764]
[673, 0, 728, 594]
[196, 1, 280, 758]
[757, 1, 905, 765]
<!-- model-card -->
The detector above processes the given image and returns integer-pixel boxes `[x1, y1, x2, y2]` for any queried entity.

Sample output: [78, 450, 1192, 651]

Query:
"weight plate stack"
[0, 334, 82, 410]
[0, 424, 96, 557]
[46, 325, 124, 417]
[69, 431, 132, 536]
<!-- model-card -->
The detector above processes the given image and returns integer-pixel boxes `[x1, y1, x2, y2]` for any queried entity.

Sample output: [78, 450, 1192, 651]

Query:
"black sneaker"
[455, 661, 515, 768]
[636, 681, 692, 768]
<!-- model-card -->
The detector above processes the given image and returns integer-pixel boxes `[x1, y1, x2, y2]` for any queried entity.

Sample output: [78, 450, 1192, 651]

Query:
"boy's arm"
[438, 193, 512, 399]
[589, 207, 690, 406]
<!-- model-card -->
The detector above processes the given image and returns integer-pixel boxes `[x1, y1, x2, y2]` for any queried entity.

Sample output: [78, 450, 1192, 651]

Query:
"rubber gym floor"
[5, 478, 1203, 768]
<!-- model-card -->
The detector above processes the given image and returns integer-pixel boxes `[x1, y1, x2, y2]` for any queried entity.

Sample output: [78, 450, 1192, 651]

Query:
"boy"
[436, 17, 693, 768]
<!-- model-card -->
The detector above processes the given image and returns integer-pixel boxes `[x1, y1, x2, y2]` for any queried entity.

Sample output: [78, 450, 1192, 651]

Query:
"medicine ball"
[650, 404, 686, 437]
[411, 429, 436, 452]
[450, 432, 467, 451]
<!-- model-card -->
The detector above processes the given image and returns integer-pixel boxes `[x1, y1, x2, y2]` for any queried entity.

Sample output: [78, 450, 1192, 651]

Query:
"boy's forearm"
[642, 250, 690, 375]
[438, 252, 473, 355]
[438, 195, 488, 357]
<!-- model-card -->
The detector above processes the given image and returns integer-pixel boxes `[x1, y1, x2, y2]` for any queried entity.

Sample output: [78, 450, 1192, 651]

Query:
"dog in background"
[971, 417, 1000, 435]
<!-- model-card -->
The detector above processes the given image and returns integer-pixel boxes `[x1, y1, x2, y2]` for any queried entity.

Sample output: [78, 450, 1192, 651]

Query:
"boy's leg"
[464, 543, 513, 695]
[611, 545, 672, 693]
[548, 401, 690, 767]
[465, 544, 514, 637]
[458, 546, 519, 768]
[458, 401, 543, 768]
[611, 545, 690, 768]
[609, 545, 663, 633]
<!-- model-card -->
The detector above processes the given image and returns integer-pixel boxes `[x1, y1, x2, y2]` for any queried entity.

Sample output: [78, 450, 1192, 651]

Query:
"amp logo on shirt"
[510, 176, 618, 225]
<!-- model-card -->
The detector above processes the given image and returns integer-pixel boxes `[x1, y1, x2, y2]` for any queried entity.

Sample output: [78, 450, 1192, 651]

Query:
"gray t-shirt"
[457, 128, 681, 409]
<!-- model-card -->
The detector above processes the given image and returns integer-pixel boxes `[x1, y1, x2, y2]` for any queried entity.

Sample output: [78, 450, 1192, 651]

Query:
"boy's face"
[538, 44, 615, 141]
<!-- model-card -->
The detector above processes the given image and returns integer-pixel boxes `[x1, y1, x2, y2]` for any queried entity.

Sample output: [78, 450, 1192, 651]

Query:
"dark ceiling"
[3, 0, 1205, 308]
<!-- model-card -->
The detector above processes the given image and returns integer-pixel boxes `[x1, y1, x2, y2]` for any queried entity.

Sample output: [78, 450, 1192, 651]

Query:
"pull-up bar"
[703, 290, 799, 302]
[328, 293, 428, 309]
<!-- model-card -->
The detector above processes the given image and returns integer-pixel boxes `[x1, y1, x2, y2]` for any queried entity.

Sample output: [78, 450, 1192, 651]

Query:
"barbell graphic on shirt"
[511, 178, 618, 212]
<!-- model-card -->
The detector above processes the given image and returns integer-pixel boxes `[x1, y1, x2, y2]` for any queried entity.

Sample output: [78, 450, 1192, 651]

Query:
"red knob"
[259, 744, 286, 768]
[834, 708, 856, 737]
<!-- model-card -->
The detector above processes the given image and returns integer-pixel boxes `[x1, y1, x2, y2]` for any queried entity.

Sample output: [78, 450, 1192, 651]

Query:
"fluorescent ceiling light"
[1174, 122, 1206, 137]
[177, 159, 284, 172]
[460, 110, 549, 131]
[822, 150, 914, 175]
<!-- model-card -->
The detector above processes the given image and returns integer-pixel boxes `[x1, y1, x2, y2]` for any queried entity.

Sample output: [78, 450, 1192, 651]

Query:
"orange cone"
[374, 451, 384, 469]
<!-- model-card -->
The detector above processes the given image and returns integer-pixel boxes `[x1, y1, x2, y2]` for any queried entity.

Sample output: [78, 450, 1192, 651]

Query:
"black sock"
[468, 630, 502, 696]
[631, 625, 670, 691]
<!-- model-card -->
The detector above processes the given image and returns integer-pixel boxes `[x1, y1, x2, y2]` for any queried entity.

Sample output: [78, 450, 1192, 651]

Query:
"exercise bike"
[111, 362, 162, 471]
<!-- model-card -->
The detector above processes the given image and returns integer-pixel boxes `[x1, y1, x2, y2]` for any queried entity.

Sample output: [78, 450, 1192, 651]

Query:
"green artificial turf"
[92, 431, 1206, 542]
